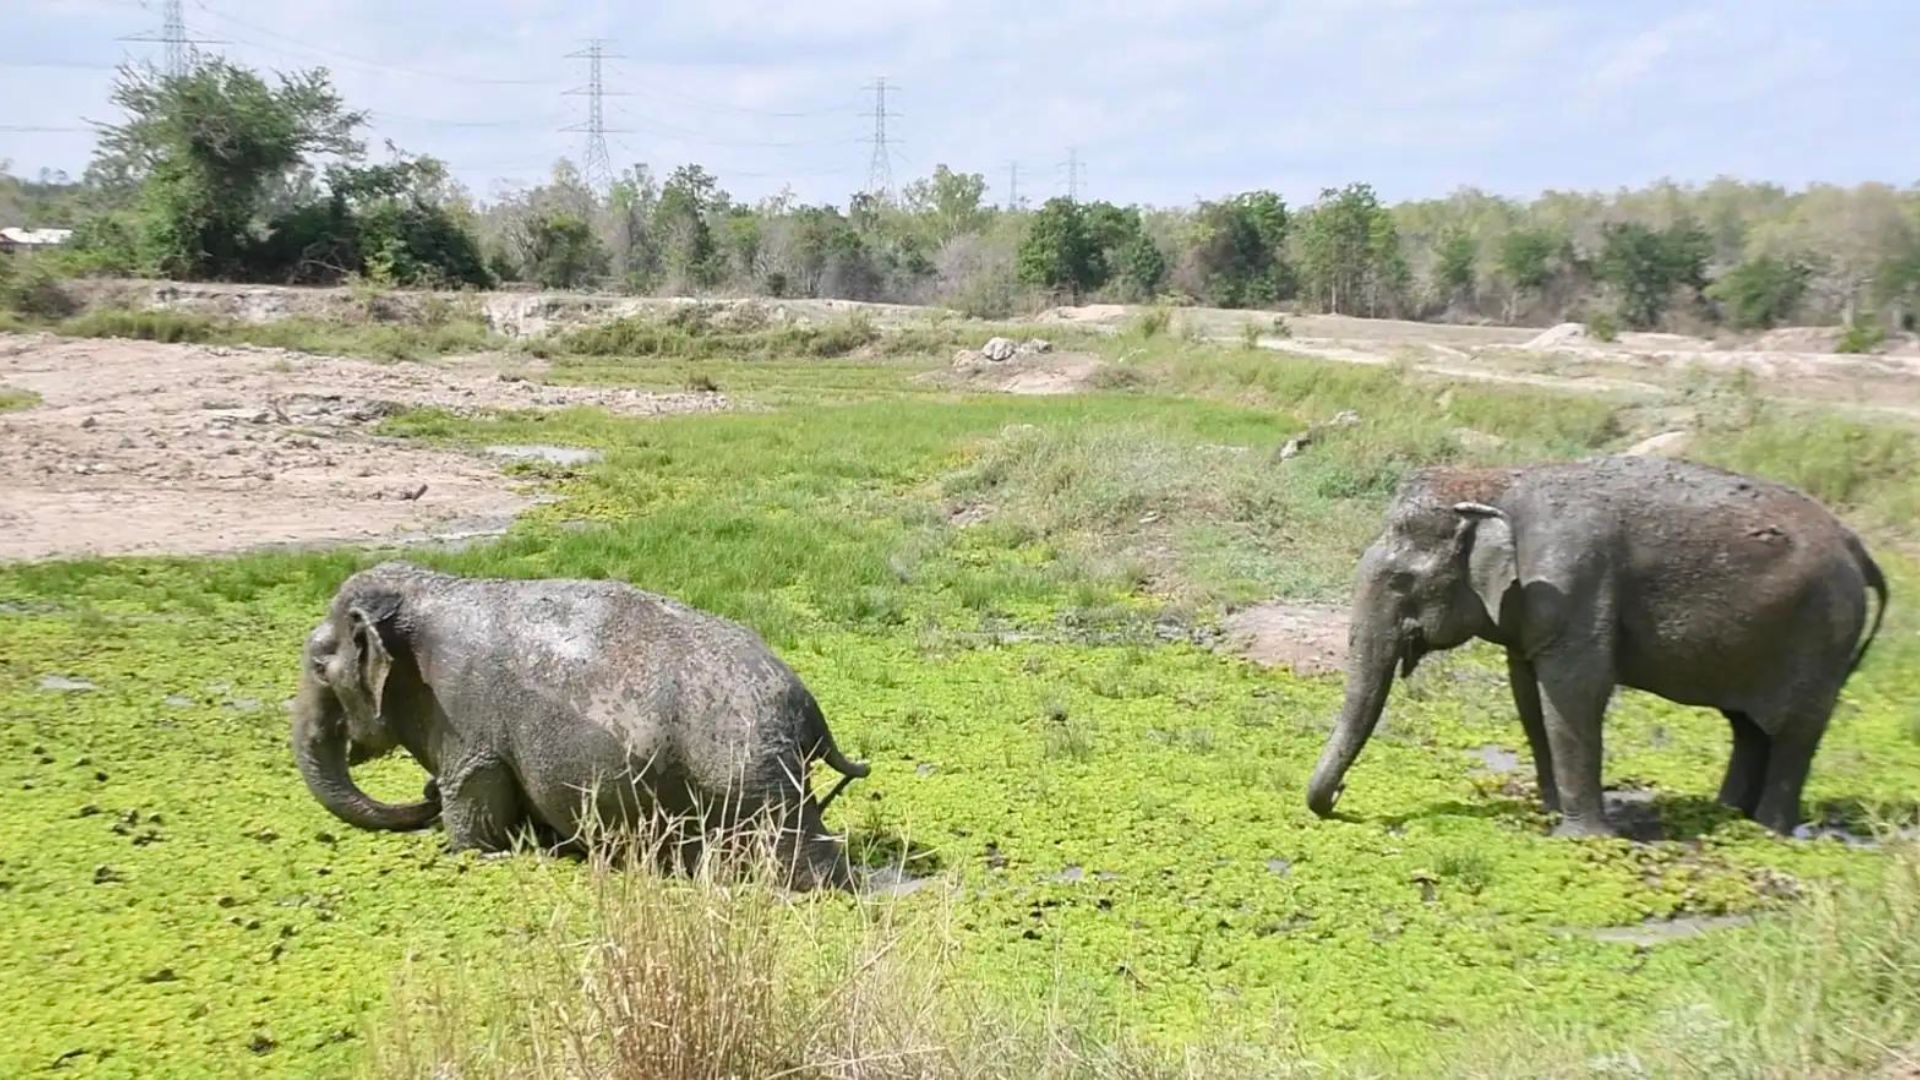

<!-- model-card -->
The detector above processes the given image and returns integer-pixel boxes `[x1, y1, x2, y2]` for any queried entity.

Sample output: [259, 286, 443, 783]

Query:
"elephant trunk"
[1307, 605, 1399, 818]
[291, 679, 439, 832]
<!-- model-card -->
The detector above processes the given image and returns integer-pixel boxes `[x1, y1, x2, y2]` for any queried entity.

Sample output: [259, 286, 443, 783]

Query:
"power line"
[191, 2, 557, 86]
[861, 76, 896, 201]
[562, 39, 629, 193]
[120, 0, 220, 77]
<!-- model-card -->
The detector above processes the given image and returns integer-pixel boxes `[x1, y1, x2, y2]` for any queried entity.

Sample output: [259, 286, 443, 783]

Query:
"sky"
[3, 0, 1917, 209]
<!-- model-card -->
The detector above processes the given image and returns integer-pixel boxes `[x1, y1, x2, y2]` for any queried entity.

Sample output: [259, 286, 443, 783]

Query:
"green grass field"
[2, 319, 1917, 1077]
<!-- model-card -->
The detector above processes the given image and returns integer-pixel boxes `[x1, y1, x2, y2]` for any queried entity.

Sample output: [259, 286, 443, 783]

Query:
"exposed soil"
[1217, 601, 1350, 676]
[0, 334, 723, 562]
[939, 350, 1110, 395]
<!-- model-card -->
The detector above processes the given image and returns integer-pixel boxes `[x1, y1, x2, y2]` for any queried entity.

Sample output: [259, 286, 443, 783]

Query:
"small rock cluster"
[952, 336, 1053, 369]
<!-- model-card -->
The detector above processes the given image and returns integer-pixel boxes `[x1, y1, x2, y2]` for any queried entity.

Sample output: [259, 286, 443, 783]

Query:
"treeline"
[10, 58, 1920, 335]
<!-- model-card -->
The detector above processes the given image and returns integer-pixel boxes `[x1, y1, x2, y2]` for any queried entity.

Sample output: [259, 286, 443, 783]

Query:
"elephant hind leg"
[1752, 695, 1838, 836]
[1717, 710, 1770, 818]
[774, 798, 855, 893]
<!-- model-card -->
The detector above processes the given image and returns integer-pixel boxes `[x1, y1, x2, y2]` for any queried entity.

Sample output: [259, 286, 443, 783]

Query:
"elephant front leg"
[1532, 650, 1617, 838]
[1506, 650, 1559, 814]
[439, 756, 527, 854]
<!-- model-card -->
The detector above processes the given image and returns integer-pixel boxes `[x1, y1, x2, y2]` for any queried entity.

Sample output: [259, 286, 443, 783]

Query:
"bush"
[0, 258, 79, 319]
[1707, 254, 1811, 330]
[1131, 306, 1172, 339]
[1837, 317, 1887, 354]
[1585, 311, 1620, 343]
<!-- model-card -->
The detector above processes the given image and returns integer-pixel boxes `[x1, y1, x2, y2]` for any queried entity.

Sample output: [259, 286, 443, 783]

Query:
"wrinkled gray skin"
[1307, 457, 1887, 837]
[291, 562, 870, 890]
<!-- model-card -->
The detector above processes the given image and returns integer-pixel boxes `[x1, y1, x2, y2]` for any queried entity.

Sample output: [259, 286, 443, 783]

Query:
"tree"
[1297, 184, 1400, 315]
[1707, 254, 1811, 330]
[655, 164, 727, 290]
[1433, 226, 1477, 303]
[1016, 198, 1105, 299]
[1186, 191, 1289, 307]
[515, 210, 606, 288]
[1596, 220, 1710, 328]
[94, 60, 364, 278]
[1117, 232, 1167, 300]
[902, 165, 987, 245]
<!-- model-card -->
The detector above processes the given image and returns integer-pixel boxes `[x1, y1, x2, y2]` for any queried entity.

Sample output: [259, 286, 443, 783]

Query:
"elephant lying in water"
[1307, 456, 1888, 836]
[292, 562, 871, 889]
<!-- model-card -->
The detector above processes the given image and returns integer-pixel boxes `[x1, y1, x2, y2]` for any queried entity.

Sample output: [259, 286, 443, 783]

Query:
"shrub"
[0, 259, 79, 319]
[1585, 311, 1620, 343]
[1837, 317, 1886, 354]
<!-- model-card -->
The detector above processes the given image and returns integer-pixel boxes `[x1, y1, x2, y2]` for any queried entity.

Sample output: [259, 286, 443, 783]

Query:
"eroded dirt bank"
[0, 334, 723, 561]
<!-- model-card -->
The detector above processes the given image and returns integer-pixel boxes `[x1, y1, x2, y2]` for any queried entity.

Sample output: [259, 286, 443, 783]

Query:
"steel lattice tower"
[122, 0, 213, 78]
[563, 39, 628, 192]
[863, 77, 896, 200]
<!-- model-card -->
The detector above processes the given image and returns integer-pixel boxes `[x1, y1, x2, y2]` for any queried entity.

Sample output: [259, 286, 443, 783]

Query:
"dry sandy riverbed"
[0, 334, 723, 562]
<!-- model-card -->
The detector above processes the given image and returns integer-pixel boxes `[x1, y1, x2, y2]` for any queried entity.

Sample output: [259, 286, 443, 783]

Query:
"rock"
[1274, 410, 1361, 462]
[1051, 865, 1086, 884]
[1624, 430, 1693, 458]
[1265, 858, 1292, 876]
[79, 416, 97, 429]
[1453, 427, 1506, 451]
[1017, 338, 1053, 355]
[952, 348, 984, 369]
[981, 337, 1018, 362]
[1525, 322, 1589, 349]
[39, 675, 98, 693]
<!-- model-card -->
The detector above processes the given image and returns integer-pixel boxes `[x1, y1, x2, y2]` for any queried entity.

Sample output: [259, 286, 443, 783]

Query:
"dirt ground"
[1219, 601, 1350, 677]
[1038, 304, 1920, 422]
[937, 349, 1110, 395]
[0, 334, 724, 562]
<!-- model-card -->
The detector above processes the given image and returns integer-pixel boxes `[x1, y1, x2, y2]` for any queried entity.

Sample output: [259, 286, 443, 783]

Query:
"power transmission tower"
[1062, 147, 1082, 202]
[1006, 162, 1020, 211]
[120, 0, 219, 78]
[562, 39, 630, 193]
[862, 77, 898, 201]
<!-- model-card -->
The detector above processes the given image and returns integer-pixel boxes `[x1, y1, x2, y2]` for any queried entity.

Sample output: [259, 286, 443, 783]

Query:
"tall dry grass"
[367, 825, 1308, 1080]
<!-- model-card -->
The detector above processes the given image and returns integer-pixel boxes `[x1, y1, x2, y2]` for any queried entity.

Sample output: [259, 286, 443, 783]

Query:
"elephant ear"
[1454, 502, 1517, 626]
[345, 604, 395, 720]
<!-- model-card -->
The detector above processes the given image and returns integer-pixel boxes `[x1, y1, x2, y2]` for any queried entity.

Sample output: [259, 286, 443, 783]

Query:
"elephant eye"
[1388, 571, 1417, 592]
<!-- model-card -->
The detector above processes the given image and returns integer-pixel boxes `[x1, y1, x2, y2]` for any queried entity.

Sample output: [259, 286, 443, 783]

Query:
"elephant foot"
[1551, 816, 1618, 840]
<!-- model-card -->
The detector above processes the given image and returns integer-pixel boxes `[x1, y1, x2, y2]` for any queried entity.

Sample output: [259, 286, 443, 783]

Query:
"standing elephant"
[291, 561, 871, 889]
[1306, 457, 1887, 836]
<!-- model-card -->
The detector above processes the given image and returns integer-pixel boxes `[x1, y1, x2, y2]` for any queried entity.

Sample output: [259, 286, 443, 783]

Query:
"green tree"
[515, 210, 606, 289]
[94, 59, 363, 278]
[1596, 220, 1710, 328]
[1434, 226, 1477, 302]
[902, 165, 987, 244]
[1187, 191, 1289, 307]
[1498, 229, 1556, 292]
[1117, 232, 1167, 300]
[1016, 197, 1105, 299]
[1707, 254, 1811, 330]
[1297, 184, 1399, 315]
[1873, 244, 1920, 331]
[655, 164, 727, 290]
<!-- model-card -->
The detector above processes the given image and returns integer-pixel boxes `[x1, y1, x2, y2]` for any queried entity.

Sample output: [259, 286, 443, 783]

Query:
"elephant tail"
[800, 691, 869, 813]
[1844, 531, 1889, 681]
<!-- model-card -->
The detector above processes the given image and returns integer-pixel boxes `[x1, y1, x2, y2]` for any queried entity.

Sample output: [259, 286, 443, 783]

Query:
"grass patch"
[47, 307, 501, 361]
[0, 384, 40, 412]
[4, 333, 1919, 1077]
[1695, 410, 1920, 530]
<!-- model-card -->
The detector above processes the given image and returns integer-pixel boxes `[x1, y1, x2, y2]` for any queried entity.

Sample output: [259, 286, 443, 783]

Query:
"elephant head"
[1306, 495, 1517, 817]
[291, 591, 440, 832]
